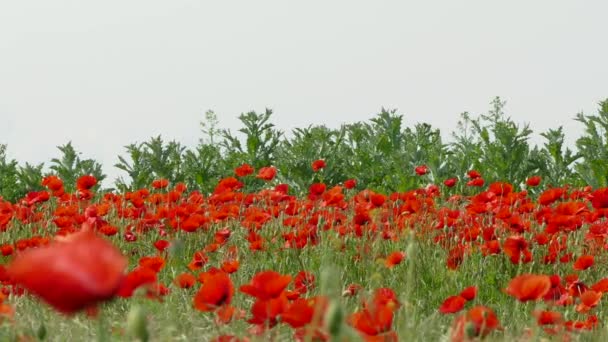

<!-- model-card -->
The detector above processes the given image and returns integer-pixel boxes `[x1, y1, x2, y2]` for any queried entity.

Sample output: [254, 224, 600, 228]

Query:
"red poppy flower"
[188, 251, 209, 271]
[439, 295, 466, 314]
[218, 259, 238, 275]
[256, 167, 277, 181]
[591, 278, 608, 293]
[526, 176, 542, 187]
[294, 271, 315, 294]
[76, 175, 97, 191]
[215, 305, 243, 325]
[488, 182, 513, 196]
[117, 267, 158, 298]
[41, 175, 64, 192]
[573, 255, 594, 271]
[579, 290, 602, 309]
[247, 294, 289, 327]
[7, 229, 127, 314]
[467, 170, 482, 179]
[281, 296, 329, 328]
[539, 187, 566, 206]
[151, 178, 169, 189]
[533, 310, 563, 325]
[349, 304, 395, 337]
[459, 286, 477, 301]
[344, 179, 357, 189]
[138, 256, 166, 273]
[415, 165, 429, 176]
[240, 271, 291, 300]
[24, 191, 50, 206]
[174, 273, 197, 289]
[193, 272, 234, 312]
[466, 178, 485, 187]
[505, 274, 552, 302]
[153, 239, 170, 253]
[503, 235, 532, 264]
[99, 224, 118, 236]
[443, 178, 457, 188]
[465, 306, 500, 336]
[384, 251, 406, 268]
[370, 193, 386, 208]
[565, 315, 599, 331]
[235, 163, 255, 177]
[311, 159, 326, 172]
[309, 183, 326, 198]
[590, 188, 608, 209]
[215, 228, 232, 244]
[274, 183, 289, 194]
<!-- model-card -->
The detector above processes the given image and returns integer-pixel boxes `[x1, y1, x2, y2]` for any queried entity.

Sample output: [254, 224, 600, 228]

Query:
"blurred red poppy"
[151, 178, 169, 189]
[344, 179, 357, 189]
[281, 296, 328, 328]
[174, 273, 197, 289]
[443, 178, 457, 188]
[153, 239, 170, 253]
[311, 159, 326, 172]
[467, 170, 481, 179]
[454, 306, 500, 339]
[240, 271, 291, 300]
[533, 310, 563, 325]
[294, 271, 315, 294]
[385, 251, 406, 268]
[439, 295, 466, 314]
[466, 178, 485, 187]
[459, 286, 477, 301]
[194, 271, 234, 312]
[7, 229, 127, 314]
[526, 176, 542, 187]
[573, 255, 594, 271]
[41, 175, 63, 192]
[590, 188, 608, 209]
[76, 175, 97, 191]
[256, 167, 277, 181]
[576, 290, 602, 313]
[117, 266, 157, 298]
[235, 163, 254, 177]
[415, 165, 429, 176]
[505, 274, 552, 302]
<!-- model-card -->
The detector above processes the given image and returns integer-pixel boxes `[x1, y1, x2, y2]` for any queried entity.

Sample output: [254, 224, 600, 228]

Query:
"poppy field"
[1, 100, 608, 341]
[2, 163, 608, 342]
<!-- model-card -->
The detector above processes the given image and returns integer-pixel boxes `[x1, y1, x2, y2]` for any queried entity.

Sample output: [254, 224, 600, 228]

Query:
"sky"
[1, 1, 607, 183]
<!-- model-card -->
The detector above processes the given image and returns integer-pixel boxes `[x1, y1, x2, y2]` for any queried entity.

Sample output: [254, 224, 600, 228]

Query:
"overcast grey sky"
[1, 1, 607, 183]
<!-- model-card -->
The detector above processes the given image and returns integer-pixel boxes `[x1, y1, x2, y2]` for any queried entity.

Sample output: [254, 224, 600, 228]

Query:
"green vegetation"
[2, 97, 607, 202]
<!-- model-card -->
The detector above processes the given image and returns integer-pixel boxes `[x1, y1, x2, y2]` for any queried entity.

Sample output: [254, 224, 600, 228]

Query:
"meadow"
[1, 98, 608, 341]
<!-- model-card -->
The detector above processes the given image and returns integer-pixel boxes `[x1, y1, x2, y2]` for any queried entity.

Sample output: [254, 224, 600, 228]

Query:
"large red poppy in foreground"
[7, 229, 127, 314]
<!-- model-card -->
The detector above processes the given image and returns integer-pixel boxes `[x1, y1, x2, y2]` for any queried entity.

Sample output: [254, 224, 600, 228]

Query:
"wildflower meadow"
[2, 98, 608, 341]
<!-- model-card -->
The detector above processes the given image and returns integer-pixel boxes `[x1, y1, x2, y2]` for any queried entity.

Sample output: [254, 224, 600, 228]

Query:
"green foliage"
[182, 111, 230, 193]
[4, 97, 608, 203]
[275, 125, 349, 192]
[49, 142, 106, 192]
[220, 109, 282, 169]
[575, 99, 608, 188]
[0, 144, 24, 202]
[115, 137, 185, 192]
[338, 109, 450, 193]
[539, 127, 582, 187]
[451, 97, 543, 186]
[0, 144, 45, 202]
[17, 162, 45, 194]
